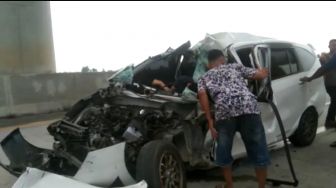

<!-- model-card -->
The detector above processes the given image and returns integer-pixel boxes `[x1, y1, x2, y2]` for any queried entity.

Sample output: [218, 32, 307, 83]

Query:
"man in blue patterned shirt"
[198, 49, 270, 188]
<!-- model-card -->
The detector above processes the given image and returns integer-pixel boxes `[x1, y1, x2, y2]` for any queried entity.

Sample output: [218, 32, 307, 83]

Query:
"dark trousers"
[326, 86, 336, 121]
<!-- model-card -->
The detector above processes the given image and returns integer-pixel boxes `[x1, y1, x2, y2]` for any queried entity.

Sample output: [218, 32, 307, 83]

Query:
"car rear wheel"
[289, 107, 318, 147]
[136, 140, 186, 188]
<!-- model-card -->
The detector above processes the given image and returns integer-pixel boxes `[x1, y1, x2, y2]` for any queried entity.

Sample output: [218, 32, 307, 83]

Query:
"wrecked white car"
[0, 32, 326, 188]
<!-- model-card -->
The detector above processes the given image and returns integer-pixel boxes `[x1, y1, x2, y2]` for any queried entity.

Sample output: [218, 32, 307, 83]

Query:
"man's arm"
[237, 63, 269, 80]
[300, 55, 336, 82]
[198, 90, 212, 122]
[152, 79, 165, 88]
[198, 89, 217, 139]
[152, 79, 172, 92]
[300, 67, 327, 82]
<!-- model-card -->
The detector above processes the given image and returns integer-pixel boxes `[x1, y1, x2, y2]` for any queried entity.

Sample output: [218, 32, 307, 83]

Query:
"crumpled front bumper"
[0, 128, 144, 187]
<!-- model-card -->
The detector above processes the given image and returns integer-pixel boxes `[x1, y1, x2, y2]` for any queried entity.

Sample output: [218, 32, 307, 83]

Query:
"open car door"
[251, 44, 279, 146]
[252, 44, 273, 102]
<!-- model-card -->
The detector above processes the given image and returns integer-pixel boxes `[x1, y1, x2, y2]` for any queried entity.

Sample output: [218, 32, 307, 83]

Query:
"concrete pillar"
[0, 1, 55, 74]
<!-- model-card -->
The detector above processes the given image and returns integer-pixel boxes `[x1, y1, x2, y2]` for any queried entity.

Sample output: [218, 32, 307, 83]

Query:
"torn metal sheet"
[74, 142, 136, 186]
[12, 168, 147, 188]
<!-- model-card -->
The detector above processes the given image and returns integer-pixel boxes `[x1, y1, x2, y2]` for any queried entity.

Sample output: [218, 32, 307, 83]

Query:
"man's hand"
[299, 76, 312, 83]
[319, 52, 330, 64]
[253, 68, 269, 80]
[208, 118, 218, 140]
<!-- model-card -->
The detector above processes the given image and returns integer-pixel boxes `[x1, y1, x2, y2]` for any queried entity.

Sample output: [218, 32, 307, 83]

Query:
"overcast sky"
[50, 1, 336, 73]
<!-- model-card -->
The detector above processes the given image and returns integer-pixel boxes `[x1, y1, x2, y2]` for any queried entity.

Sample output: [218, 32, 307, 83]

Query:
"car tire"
[136, 140, 186, 188]
[289, 107, 318, 147]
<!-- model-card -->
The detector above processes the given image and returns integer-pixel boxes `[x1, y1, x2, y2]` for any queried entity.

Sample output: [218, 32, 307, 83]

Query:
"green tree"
[81, 66, 90, 72]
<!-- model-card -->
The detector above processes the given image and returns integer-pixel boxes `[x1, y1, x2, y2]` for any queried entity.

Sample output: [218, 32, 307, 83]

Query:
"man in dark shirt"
[300, 39, 336, 146]
[300, 40, 336, 81]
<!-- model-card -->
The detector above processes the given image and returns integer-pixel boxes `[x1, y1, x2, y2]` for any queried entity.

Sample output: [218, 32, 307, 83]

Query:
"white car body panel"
[74, 142, 136, 186]
[12, 168, 147, 188]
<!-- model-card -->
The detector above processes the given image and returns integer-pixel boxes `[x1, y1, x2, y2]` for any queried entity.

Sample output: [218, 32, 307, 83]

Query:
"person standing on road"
[300, 39, 336, 145]
[319, 39, 336, 129]
[197, 49, 270, 188]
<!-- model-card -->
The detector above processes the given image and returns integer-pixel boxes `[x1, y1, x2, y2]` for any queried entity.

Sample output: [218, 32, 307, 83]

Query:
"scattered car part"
[12, 167, 147, 188]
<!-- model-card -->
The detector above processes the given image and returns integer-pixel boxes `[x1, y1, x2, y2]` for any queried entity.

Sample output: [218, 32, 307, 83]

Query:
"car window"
[133, 54, 180, 86]
[176, 50, 197, 78]
[236, 48, 254, 68]
[236, 47, 258, 95]
[294, 47, 316, 71]
[271, 49, 291, 80]
[108, 65, 134, 84]
[192, 48, 209, 82]
[287, 49, 299, 74]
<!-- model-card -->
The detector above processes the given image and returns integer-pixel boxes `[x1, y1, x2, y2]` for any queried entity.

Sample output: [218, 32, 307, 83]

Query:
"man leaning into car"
[197, 49, 270, 188]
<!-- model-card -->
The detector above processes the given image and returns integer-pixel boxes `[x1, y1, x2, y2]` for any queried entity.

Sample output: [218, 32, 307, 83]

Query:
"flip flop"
[215, 184, 227, 188]
[330, 141, 336, 147]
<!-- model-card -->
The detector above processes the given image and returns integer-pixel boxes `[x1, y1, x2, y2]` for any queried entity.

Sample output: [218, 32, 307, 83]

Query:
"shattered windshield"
[191, 35, 225, 82]
[108, 64, 134, 84]
[190, 32, 267, 82]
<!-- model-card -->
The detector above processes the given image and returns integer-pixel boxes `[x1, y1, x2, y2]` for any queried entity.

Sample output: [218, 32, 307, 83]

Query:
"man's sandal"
[330, 141, 336, 147]
[215, 184, 227, 188]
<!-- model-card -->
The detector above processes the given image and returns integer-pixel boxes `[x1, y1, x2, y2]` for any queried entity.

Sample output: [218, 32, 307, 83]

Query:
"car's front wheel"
[289, 107, 318, 147]
[136, 140, 186, 188]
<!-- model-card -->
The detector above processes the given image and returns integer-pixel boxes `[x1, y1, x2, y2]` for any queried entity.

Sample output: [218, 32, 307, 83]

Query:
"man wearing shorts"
[198, 49, 270, 188]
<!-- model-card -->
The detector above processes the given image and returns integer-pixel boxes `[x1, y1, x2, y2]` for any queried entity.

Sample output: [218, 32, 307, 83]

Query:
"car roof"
[230, 39, 316, 54]
[194, 32, 315, 54]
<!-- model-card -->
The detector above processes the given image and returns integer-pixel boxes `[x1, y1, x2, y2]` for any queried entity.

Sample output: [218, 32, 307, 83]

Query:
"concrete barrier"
[0, 72, 112, 118]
